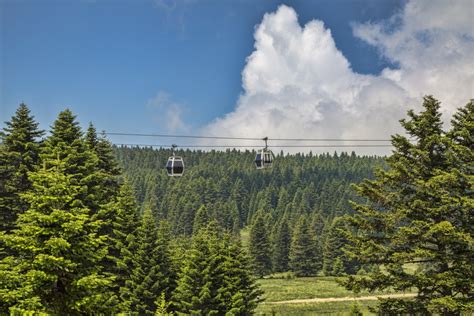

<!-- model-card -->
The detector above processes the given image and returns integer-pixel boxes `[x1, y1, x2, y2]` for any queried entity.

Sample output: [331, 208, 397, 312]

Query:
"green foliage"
[272, 217, 291, 272]
[349, 301, 363, 316]
[323, 216, 357, 275]
[172, 225, 262, 315]
[0, 158, 115, 314]
[0, 103, 43, 235]
[344, 97, 474, 314]
[289, 215, 319, 277]
[105, 182, 140, 306]
[123, 208, 172, 315]
[249, 213, 273, 277]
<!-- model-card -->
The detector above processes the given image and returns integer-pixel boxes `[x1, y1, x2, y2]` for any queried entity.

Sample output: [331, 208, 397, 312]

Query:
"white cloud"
[147, 91, 187, 133]
[353, 0, 474, 116]
[203, 1, 473, 154]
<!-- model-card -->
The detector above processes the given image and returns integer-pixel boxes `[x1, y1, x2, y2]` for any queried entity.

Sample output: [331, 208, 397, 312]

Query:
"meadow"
[255, 274, 415, 315]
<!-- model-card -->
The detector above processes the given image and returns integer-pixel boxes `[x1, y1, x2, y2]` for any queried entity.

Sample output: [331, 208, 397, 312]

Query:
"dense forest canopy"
[114, 146, 384, 233]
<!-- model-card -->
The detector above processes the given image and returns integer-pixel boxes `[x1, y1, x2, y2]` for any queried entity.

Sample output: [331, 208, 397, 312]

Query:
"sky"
[1, 0, 473, 154]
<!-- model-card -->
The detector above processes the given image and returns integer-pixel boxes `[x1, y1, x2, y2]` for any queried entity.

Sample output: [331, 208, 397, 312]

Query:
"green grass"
[256, 300, 378, 316]
[255, 275, 416, 315]
[258, 275, 402, 302]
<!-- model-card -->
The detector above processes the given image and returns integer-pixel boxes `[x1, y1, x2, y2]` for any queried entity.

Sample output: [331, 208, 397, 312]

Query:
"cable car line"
[114, 143, 393, 148]
[113, 137, 392, 176]
[105, 132, 391, 142]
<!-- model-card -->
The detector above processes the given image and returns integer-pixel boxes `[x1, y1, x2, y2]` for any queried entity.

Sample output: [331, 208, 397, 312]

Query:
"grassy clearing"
[256, 300, 378, 315]
[257, 275, 405, 302]
[255, 275, 416, 315]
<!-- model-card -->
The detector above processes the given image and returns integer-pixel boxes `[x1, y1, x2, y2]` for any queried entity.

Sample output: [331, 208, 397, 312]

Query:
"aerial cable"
[104, 132, 391, 142]
[113, 143, 392, 148]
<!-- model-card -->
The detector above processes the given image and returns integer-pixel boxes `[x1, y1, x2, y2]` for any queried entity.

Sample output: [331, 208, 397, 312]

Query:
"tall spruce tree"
[41, 110, 100, 212]
[0, 103, 43, 234]
[105, 182, 140, 307]
[85, 123, 121, 202]
[172, 225, 222, 315]
[0, 157, 116, 314]
[249, 212, 272, 277]
[322, 216, 356, 275]
[172, 224, 261, 315]
[289, 215, 319, 276]
[272, 217, 291, 272]
[123, 208, 171, 315]
[344, 96, 473, 315]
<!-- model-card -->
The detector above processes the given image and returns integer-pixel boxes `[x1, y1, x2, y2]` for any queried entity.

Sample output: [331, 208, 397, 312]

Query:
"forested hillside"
[114, 147, 384, 277]
[115, 147, 383, 228]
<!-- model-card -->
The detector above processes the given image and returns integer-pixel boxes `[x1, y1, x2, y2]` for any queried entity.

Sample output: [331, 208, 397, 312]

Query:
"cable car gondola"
[166, 144, 184, 177]
[255, 137, 274, 169]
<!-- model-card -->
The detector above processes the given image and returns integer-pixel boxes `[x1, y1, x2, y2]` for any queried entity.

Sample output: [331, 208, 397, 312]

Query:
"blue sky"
[2, 1, 401, 129]
[1, 0, 472, 153]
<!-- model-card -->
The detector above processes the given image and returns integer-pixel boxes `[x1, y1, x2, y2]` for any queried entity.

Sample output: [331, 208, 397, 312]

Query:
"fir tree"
[0, 103, 43, 234]
[322, 216, 355, 275]
[0, 157, 116, 314]
[106, 182, 140, 307]
[249, 212, 272, 277]
[193, 205, 211, 234]
[85, 123, 121, 202]
[344, 96, 473, 314]
[272, 218, 291, 272]
[289, 215, 319, 276]
[172, 225, 221, 315]
[172, 224, 261, 315]
[41, 109, 100, 212]
[124, 208, 171, 315]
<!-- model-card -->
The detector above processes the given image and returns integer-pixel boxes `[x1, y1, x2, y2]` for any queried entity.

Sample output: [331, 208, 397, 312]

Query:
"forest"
[0, 96, 472, 315]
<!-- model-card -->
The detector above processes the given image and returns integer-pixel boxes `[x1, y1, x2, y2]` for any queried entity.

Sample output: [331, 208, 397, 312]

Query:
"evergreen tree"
[172, 224, 261, 315]
[344, 96, 473, 314]
[85, 123, 121, 203]
[289, 215, 319, 276]
[172, 225, 222, 315]
[218, 234, 263, 315]
[124, 208, 171, 315]
[41, 110, 99, 212]
[106, 182, 140, 307]
[272, 218, 291, 272]
[322, 216, 355, 275]
[193, 205, 211, 234]
[0, 103, 43, 234]
[249, 212, 272, 277]
[0, 158, 115, 314]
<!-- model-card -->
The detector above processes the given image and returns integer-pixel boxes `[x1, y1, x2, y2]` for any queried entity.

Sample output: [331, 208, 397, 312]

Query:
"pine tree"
[172, 224, 262, 315]
[0, 103, 43, 234]
[124, 208, 171, 315]
[344, 96, 473, 314]
[0, 157, 116, 314]
[272, 218, 291, 272]
[41, 110, 100, 212]
[172, 225, 221, 315]
[218, 234, 263, 315]
[289, 215, 319, 276]
[322, 216, 354, 275]
[249, 212, 272, 277]
[85, 123, 121, 203]
[105, 182, 140, 308]
[193, 204, 211, 234]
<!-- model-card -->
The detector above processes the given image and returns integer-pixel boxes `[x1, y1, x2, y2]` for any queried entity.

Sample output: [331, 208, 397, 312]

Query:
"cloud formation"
[204, 1, 473, 154]
[147, 91, 187, 133]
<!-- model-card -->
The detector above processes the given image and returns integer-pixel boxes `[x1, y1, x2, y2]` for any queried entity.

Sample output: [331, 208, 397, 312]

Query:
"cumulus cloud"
[147, 91, 187, 132]
[203, 1, 473, 154]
